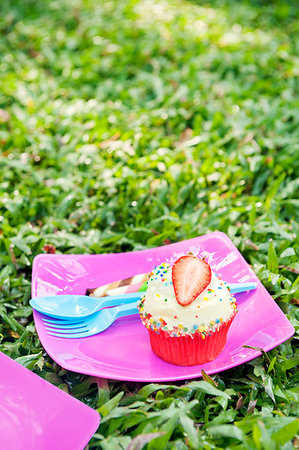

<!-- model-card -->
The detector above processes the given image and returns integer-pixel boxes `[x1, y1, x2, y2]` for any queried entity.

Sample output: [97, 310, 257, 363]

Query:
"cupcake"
[137, 255, 237, 366]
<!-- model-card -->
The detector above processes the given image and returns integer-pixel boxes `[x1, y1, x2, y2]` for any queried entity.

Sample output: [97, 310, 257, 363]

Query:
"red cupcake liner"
[147, 313, 237, 366]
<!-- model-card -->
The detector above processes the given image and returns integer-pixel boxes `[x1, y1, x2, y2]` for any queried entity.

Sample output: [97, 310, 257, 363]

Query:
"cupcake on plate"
[137, 255, 237, 366]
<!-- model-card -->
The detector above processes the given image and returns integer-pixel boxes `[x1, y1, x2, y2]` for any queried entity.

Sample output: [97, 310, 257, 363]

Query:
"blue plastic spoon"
[30, 281, 257, 320]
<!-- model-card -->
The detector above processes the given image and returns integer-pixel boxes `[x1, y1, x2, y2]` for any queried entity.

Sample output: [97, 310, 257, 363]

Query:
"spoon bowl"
[30, 292, 143, 319]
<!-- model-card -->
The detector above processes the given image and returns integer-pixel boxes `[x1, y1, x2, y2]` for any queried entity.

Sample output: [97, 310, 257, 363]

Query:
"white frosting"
[142, 262, 236, 331]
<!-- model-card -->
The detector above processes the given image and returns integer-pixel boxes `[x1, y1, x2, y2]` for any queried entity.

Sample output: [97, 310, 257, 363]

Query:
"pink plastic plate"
[0, 351, 100, 450]
[32, 232, 294, 382]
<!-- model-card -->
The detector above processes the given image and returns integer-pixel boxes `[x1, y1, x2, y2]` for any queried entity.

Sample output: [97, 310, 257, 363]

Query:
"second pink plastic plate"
[0, 351, 100, 450]
[32, 232, 294, 382]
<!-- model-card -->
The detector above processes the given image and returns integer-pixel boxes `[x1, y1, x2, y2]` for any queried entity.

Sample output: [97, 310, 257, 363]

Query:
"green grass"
[0, 0, 298, 448]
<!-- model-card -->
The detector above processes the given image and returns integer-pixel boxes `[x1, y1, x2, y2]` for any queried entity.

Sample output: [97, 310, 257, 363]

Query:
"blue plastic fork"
[42, 281, 257, 338]
[43, 302, 139, 338]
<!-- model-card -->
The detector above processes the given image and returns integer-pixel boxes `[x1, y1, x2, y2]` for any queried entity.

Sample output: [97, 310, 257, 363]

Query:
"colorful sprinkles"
[148, 262, 172, 284]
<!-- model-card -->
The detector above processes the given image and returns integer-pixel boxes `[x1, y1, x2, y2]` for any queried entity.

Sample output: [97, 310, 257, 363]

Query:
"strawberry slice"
[172, 256, 212, 306]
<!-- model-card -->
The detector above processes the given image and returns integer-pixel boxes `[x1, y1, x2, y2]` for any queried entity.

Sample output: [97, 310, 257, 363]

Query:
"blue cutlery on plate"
[32, 281, 257, 339]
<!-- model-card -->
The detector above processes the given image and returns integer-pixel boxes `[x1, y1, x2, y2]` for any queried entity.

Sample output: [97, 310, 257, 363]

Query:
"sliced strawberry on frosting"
[172, 256, 212, 306]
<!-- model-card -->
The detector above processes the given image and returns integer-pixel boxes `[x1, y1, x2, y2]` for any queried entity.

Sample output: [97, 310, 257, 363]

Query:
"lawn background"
[0, 0, 298, 448]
